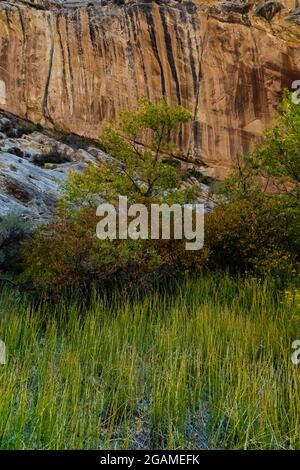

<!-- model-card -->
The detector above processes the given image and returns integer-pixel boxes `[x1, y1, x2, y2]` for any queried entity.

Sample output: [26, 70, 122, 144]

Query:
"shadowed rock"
[255, 1, 284, 21]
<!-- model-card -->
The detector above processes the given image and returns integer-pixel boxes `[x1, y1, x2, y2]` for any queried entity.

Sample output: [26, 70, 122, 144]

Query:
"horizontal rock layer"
[0, 0, 300, 178]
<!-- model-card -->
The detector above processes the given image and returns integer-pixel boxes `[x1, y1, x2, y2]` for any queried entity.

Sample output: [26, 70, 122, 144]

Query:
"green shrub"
[203, 196, 299, 274]
[209, 91, 300, 275]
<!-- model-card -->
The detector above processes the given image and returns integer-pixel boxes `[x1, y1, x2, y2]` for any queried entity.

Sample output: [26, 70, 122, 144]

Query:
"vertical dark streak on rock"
[72, 9, 88, 120]
[87, 7, 97, 51]
[241, 28, 266, 123]
[187, 16, 206, 160]
[75, 8, 84, 56]
[123, 11, 131, 103]
[65, 16, 75, 108]
[188, 31, 197, 98]
[43, 14, 55, 124]
[129, 7, 150, 99]
[191, 63, 203, 159]
[56, 13, 68, 104]
[123, 9, 139, 104]
[280, 51, 299, 92]
[160, 7, 181, 104]
[146, 9, 166, 96]
[16, 5, 27, 117]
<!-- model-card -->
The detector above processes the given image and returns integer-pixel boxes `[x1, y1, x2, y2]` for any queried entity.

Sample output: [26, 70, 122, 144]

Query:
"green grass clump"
[0, 275, 299, 449]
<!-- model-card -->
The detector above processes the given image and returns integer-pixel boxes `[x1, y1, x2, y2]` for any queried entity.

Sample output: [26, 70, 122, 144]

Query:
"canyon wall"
[0, 0, 300, 178]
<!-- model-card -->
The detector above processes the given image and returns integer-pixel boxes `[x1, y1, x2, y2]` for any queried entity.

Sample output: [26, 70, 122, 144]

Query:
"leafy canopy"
[216, 90, 300, 272]
[61, 97, 193, 209]
[21, 98, 196, 294]
[255, 90, 300, 188]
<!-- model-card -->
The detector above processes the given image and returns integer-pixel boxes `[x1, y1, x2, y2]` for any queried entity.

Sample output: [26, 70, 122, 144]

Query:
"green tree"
[221, 91, 300, 201]
[214, 91, 300, 273]
[22, 98, 197, 294]
[62, 97, 193, 208]
[254, 90, 300, 200]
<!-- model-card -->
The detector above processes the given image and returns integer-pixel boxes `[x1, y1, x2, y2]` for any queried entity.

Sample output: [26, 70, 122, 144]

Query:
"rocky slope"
[0, 111, 110, 222]
[0, 0, 300, 178]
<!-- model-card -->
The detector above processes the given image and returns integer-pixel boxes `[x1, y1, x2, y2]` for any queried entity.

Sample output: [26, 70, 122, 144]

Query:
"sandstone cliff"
[0, 0, 300, 178]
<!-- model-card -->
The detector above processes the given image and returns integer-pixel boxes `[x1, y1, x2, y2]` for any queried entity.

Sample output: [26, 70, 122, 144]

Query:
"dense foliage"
[21, 98, 197, 294]
[207, 91, 300, 274]
[10, 92, 300, 294]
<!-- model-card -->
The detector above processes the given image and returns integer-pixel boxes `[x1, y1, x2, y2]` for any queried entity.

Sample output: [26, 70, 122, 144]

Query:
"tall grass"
[0, 275, 299, 449]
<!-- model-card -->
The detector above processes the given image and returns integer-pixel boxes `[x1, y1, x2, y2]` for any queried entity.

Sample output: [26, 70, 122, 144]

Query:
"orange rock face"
[0, 0, 300, 178]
